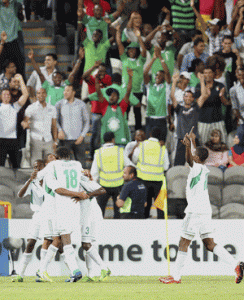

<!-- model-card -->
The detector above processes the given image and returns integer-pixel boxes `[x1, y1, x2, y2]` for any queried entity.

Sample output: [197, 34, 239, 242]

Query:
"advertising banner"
[0, 219, 9, 276]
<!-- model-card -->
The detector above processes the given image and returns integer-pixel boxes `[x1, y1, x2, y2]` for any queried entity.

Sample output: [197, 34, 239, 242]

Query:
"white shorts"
[28, 211, 42, 240]
[181, 213, 214, 241]
[41, 217, 58, 239]
[80, 199, 103, 243]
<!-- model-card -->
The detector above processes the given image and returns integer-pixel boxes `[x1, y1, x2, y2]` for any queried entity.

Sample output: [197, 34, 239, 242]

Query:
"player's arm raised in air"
[182, 127, 194, 167]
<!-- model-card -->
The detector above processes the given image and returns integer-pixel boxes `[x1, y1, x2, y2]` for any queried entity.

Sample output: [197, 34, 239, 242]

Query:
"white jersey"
[23, 179, 44, 212]
[185, 162, 212, 214]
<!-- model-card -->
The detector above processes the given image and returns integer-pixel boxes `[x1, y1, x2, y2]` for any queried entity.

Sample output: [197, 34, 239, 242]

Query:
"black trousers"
[141, 180, 164, 219]
[59, 140, 86, 168]
[120, 212, 145, 219]
[174, 138, 199, 166]
[0, 138, 19, 169]
[97, 186, 122, 219]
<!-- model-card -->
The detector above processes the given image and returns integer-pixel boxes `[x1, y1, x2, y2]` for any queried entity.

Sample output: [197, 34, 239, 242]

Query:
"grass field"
[0, 276, 244, 300]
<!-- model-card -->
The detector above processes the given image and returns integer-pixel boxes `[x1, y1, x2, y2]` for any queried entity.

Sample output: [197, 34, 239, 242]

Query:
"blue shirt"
[181, 52, 209, 72]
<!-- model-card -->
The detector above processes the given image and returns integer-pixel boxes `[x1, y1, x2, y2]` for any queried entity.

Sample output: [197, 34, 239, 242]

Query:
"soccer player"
[159, 128, 244, 284]
[73, 174, 111, 282]
[12, 159, 45, 282]
[37, 147, 88, 283]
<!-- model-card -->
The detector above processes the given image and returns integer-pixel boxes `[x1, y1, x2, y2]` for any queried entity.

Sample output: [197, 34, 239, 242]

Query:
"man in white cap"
[180, 37, 208, 72]
[190, 0, 231, 56]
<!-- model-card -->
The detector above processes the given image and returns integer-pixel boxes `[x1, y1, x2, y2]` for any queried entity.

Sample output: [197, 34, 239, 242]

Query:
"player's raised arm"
[182, 127, 194, 167]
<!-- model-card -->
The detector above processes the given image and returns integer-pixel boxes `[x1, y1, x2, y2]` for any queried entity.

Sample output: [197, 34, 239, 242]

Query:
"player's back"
[52, 160, 83, 192]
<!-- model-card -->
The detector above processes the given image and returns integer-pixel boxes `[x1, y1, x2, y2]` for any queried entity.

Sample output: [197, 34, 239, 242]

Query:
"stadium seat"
[0, 185, 14, 200]
[211, 204, 219, 219]
[222, 185, 244, 206]
[224, 167, 244, 185]
[208, 185, 222, 207]
[110, 58, 122, 75]
[12, 204, 33, 219]
[0, 167, 15, 180]
[166, 166, 190, 199]
[15, 169, 33, 183]
[207, 166, 224, 185]
[220, 203, 244, 219]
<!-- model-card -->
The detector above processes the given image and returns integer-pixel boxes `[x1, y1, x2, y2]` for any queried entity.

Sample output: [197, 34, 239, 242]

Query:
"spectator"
[171, 73, 208, 166]
[78, 0, 125, 44]
[0, 59, 16, 92]
[230, 65, 244, 126]
[82, 60, 112, 159]
[124, 129, 146, 166]
[116, 25, 146, 130]
[172, 72, 191, 106]
[84, 0, 111, 17]
[22, 88, 58, 167]
[0, 74, 28, 169]
[188, 58, 204, 88]
[214, 35, 242, 90]
[116, 166, 147, 219]
[94, 68, 133, 146]
[177, 30, 208, 70]
[27, 53, 58, 98]
[134, 127, 170, 219]
[194, 64, 229, 144]
[143, 47, 171, 140]
[204, 129, 229, 171]
[121, 11, 143, 43]
[234, 7, 244, 61]
[191, 0, 231, 56]
[9, 76, 31, 167]
[56, 85, 90, 167]
[228, 124, 244, 167]
[91, 131, 131, 218]
[180, 37, 208, 72]
[0, 0, 25, 77]
[28, 48, 84, 106]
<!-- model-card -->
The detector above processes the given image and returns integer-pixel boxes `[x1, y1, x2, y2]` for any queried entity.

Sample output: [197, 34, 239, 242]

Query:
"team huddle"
[12, 129, 244, 284]
[12, 146, 110, 283]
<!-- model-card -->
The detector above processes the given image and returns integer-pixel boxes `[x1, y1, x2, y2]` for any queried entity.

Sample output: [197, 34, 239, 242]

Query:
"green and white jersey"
[185, 162, 212, 214]
[23, 179, 44, 212]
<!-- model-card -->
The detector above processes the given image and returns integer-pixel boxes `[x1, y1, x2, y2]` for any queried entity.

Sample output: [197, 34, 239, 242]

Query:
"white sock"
[85, 253, 96, 278]
[40, 249, 47, 263]
[173, 251, 188, 281]
[63, 245, 80, 276]
[40, 245, 58, 273]
[19, 253, 32, 278]
[213, 245, 238, 269]
[87, 245, 107, 270]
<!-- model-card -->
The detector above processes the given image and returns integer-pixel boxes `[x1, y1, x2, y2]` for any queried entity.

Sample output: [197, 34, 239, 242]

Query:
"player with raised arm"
[159, 127, 244, 284]
[12, 159, 45, 282]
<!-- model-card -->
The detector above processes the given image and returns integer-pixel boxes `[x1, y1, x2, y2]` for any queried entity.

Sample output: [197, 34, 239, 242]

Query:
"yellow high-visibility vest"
[96, 145, 124, 187]
[137, 140, 165, 181]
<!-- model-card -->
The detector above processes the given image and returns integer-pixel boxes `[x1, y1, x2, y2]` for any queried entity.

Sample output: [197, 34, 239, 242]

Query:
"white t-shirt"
[0, 102, 21, 138]
[23, 179, 44, 212]
[185, 162, 212, 214]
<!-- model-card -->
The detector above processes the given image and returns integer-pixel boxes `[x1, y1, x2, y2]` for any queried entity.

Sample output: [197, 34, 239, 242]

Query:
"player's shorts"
[28, 211, 42, 240]
[41, 217, 58, 239]
[181, 212, 214, 241]
[80, 200, 103, 243]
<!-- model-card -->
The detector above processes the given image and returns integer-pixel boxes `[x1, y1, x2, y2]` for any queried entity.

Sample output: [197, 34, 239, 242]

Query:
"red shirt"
[84, 0, 111, 17]
[82, 74, 112, 114]
[99, 99, 128, 116]
[199, 0, 215, 15]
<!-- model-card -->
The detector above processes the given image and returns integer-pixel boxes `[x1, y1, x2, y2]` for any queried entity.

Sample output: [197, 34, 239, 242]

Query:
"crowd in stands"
[2, 0, 244, 219]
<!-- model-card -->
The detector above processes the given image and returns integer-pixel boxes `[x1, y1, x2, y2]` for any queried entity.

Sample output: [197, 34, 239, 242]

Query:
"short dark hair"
[95, 29, 103, 37]
[184, 90, 194, 97]
[189, 58, 203, 72]
[223, 35, 234, 43]
[192, 29, 202, 38]
[112, 73, 122, 84]
[128, 166, 137, 177]
[56, 146, 70, 159]
[103, 131, 115, 143]
[151, 127, 162, 140]
[44, 153, 54, 164]
[196, 146, 209, 162]
[1, 88, 11, 95]
[194, 37, 204, 47]
[3, 60, 16, 72]
[107, 88, 119, 98]
[99, 62, 106, 68]
[34, 159, 44, 166]
[45, 53, 58, 61]
[65, 84, 75, 90]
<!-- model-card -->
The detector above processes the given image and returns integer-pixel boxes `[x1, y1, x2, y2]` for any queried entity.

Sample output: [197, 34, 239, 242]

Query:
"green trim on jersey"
[45, 184, 55, 197]
[190, 169, 202, 190]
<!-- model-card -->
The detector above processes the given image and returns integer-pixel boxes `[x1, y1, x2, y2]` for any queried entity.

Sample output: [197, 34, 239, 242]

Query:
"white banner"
[8, 219, 244, 276]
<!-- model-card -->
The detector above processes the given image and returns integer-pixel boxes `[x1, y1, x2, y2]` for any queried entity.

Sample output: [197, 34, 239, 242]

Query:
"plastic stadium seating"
[220, 203, 244, 219]
[222, 185, 244, 206]
[207, 166, 224, 185]
[224, 167, 244, 185]
[211, 204, 220, 219]
[166, 166, 190, 199]
[208, 185, 222, 207]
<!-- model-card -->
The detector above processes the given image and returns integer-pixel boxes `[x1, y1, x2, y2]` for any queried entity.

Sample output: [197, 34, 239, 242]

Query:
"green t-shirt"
[42, 79, 70, 106]
[88, 83, 140, 106]
[83, 38, 111, 72]
[146, 81, 170, 117]
[82, 14, 114, 44]
[150, 45, 175, 83]
[120, 53, 146, 93]
[189, 72, 200, 88]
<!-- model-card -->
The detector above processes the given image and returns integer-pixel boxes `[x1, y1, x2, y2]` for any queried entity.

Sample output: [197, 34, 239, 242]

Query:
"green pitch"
[0, 276, 243, 300]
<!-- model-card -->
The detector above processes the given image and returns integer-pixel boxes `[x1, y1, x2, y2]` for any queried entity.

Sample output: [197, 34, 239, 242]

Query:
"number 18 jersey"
[185, 162, 212, 214]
